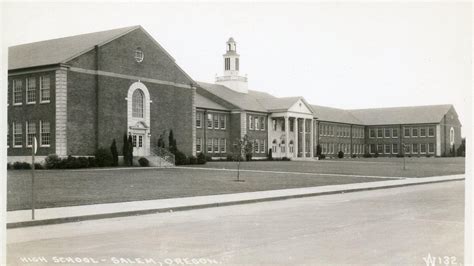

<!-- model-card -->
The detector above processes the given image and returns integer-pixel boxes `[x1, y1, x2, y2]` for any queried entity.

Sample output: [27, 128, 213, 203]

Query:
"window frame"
[26, 77, 37, 104]
[196, 113, 202, 128]
[40, 75, 51, 103]
[213, 114, 219, 129]
[420, 128, 426, 137]
[131, 89, 145, 118]
[40, 120, 51, 147]
[392, 128, 399, 138]
[377, 128, 383, 138]
[220, 114, 226, 130]
[220, 138, 226, 153]
[428, 127, 435, 137]
[412, 128, 418, 138]
[404, 128, 410, 138]
[13, 79, 23, 106]
[196, 138, 202, 153]
[207, 114, 213, 129]
[13, 122, 23, 148]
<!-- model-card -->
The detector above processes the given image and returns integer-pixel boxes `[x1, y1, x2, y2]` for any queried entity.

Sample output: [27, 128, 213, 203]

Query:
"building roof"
[9, 26, 139, 70]
[197, 81, 268, 113]
[349, 104, 453, 125]
[257, 97, 302, 111]
[195, 93, 229, 111]
[311, 105, 363, 125]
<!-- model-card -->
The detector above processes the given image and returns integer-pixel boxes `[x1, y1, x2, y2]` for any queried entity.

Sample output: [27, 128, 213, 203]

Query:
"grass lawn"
[189, 157, 465, 178]
[7, 157, 464, 211]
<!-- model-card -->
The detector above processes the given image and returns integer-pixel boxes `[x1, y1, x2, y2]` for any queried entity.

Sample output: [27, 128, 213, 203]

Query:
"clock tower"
[215, 37, 248, 93]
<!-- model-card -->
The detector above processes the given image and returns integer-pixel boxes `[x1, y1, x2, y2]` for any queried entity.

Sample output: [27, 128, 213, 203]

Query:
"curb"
[7, 177, 464, 229]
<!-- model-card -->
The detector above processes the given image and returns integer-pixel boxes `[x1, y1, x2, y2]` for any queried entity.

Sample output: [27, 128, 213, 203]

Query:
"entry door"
[132, 133, 146, 157]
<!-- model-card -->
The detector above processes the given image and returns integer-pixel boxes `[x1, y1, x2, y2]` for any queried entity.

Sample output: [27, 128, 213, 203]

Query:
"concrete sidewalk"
[7, 174, 465, 228]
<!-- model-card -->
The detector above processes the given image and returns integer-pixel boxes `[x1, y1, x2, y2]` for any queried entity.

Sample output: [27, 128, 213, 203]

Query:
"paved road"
[7, 181, 464, 265]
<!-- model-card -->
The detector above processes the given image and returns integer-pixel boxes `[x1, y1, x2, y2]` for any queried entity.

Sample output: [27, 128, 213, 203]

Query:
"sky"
[1, 2, 471, 133]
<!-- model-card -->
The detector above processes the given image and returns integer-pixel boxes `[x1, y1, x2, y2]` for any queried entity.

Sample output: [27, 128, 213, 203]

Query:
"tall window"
[26, 77, 36, 104]
[420, 143, 426, 154]
[272, 119, 277, 131]
[412, 143, 419, 153]
[428, 143, 435, 153]
[255, 139, 259, 153]
[225, 58, 230, 70]
[196, 138, 202, 152]
[220, 138, 226, 153]
[370, 144, 376, 154]
[220, 115, 226, 129]
[377, 129, 383, 138]
[132, 89, 144, 118]
[384, 128, 391, 138]
[404, 128, 410, 138]
[214, 138, 219, 153]
[377, 144, 383, 154]
[412, 128, 418, 137]
[260, 117, 265, 130]
[370, 129, 375, 138]
[260, 139, 265, 153]
[272, 139, 277, 152]
[236, 58, 239, 71]
[255, 117, 260, 130]
[207, 114, 213, 129]
[249, 115, 254, 130]
[40, 121, 51, 146]
[420, 128, 426, 137]
[392, 144, 399, 154]
[13, 122, 22, 147]
[428, 127, 435, 137]
[7, 123, 10, 147]
[13, 80, 23, 105]
[196, 113, 202, 128]
[281, 140, 286, 153]
[290, 120, 294, 132]
[40, 76, 51, 102]
[289, 141, 294, 153]
[207, 138, 212, 152]
[450, 127, 455, 144]
[213, 114, 219, 128]
[26, 121, 36, 147]
[392, 128, 399, 138]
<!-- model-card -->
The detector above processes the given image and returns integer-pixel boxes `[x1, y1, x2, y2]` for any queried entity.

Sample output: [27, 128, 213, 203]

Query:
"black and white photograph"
[0, 1, 472, 265]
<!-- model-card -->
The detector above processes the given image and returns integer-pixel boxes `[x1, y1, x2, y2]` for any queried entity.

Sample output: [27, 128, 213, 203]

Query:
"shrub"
[197, 153, 207, 164]
[34, 163, 44, 170]
[7, 163, 12, 170]
[188, 155, 197, 165]
[338, 151, 344, 158]
[396, 153, 404, 158]
[374, 152, 379, 158]
[268, 148, 273, 160]
[45, 154, 62, 169]
[281, 157, 290, 161]
[123, 134, 130, 166]
[110, 139, 119, 166]
[319, 154, 326, 160]
[95, 148, 113, 167]
[174, 150, 188, 165]
[205, 155, 213, 162]
[351, 154, 357, 158]
[226, 155, 234, 161]
[88, 157, 97, 167]
[316, 145, 322, 157]
[13, 162, 31, 170]
[138, 157, 150, 167]
[363, 153, 372, 158]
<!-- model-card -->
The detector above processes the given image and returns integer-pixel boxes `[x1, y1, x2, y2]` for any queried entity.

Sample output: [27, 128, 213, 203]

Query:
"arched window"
[450, 127, 455, 145]
[132, 89, 144, 118]
[281, 140, 286, 153]
[272, 139, 277, 153]
[289, 140, 294, 153]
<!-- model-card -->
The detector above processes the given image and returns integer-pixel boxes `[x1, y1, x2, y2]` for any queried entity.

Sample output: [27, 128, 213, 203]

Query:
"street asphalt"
[7, 181, 464, 265]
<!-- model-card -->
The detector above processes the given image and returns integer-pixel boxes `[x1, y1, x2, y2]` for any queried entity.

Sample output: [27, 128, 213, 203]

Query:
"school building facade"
[7, 26, 463, 163]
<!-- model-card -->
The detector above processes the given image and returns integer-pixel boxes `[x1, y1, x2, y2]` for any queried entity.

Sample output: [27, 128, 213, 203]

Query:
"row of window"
[319, 124, 364, 139]
[7, 121, 51, 148]
[196, 138, 227, 153]
[249, 115, 266, 131]
[369, 143, 435, 154]
[271, 139, 295, 154]
[196, 113, 227, 130]
[369, 127, 435, 139]
[9, 76, 51, 105]
[320, 143, 366, 155]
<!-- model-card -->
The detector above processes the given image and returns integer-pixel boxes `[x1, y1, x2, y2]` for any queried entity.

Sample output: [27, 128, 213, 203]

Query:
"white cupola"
[215, 37, 248, 93]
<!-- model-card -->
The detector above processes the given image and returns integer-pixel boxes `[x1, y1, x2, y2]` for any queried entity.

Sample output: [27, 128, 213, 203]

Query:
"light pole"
[31, 137, 37, 220]
[402, 143, 407, 171]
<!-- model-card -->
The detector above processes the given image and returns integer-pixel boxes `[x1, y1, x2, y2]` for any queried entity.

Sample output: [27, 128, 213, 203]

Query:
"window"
[13, 80, 22, 105]
[26, 77, 36, 104]
[290, 120, 294, 132]
[255, 139, 259, 153]
[392, 144, 399, 154]
[377, 129, 383, 138]
[138, 136, 143, 148]
[132, 135, 137, 147]
[255, 117, 260, 130]
[412, 128, 418, 138]
[450, 127, 455, 144]
[220, 115, 226, 129]
[213, 114, 219, 129]
[420, 128, 426, 137]
[207, 114, 213, 129]
[428, 143, 435, 153]
[272, 119, 277, 131]
[384, 144, 391, 154]
[384, 128, 391, 138]
[289, 141, 294, 153]
[40, 76, 50, 102]
[428, 127, 435, 137]
[260, 139, 265, 153]
[13, 122, 22, 147]
[225, 58, 230, 71]
[249, 115, 254, 130]
[132, 89, 144, 118]
[370, 129, 375, 138]
[412, 143, 419, 153]
[392, 128, 399, 138]
[220, 138, 226, 153]
[236, 58, 239, 71]
[370, 144, 376, 154]
[281, 140, 286, 153]
[281, 119, 285, 132]
[196, 138, 202, 152]
[420, 143, 426, 154]
[214, 138, 219, 153]
[40, 121, 50, 146]
[207, 138, 213, 152]
[26, 121, 36, 147]
[272, 139, 277, 152]
[322, 143, 327, 154]
[377, 144, 383, 154]
[196, 113, 202, 128]
[135, 48, 144, 62]
[404, 128, 410, 138]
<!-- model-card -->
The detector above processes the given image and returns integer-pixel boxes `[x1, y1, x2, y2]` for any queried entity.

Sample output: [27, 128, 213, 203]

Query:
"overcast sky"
[2, 2, 471, 133]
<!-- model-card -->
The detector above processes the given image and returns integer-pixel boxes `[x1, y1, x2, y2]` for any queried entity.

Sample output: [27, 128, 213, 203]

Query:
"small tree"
[168, 130, 177, 154]
[316, 144, 322, 157]
[122, 134, 129, 166]
[231, 138, 245, 182]
[242, 134, 254, 161]
[157, 133, 166, 149]
[110, 139, 118, 166]
[338, 150, 344, 159]
[127, 134, 134, 166]
[457, 138, 465, 157]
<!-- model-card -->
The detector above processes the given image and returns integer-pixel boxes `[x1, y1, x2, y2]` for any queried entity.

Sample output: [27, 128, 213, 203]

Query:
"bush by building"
[110, 139, 119, 166]
[363, 153, 372, 158]
[319, 154, 326, 160]
[338, 151, 344, 158]
[94, 148, 113, 167]
[13, 162, 32, 170]
[174, 150, 188, 165]
[374, 152, 379, 158]
[138, 157, 150, 167]
[197, 153, 207, 164]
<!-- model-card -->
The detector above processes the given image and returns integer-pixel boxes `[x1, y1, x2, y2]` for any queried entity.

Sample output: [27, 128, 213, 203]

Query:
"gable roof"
[195, 93, 229, 111]
[349, 104, 453, 125]
[9, 26, 140, 70]
[197, 81, 268, 113]
[311, 105, 363, 125]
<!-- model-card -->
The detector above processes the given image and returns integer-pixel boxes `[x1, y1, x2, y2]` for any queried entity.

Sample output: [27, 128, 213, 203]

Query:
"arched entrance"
[127, 81, 151, 156]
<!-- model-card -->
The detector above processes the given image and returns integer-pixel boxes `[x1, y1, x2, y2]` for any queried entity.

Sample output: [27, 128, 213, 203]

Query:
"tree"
[316, 144, 322, 157]
[127, 134, 134, 166]
[231, 138, 245, 182]
[122, 134, 129, 166]
[242, 134, 254, 161]
[457, 138, 465, 157]
[157, 133, 165, 149]
[168, 130, 177, 154]
[110, 139, 118, 166]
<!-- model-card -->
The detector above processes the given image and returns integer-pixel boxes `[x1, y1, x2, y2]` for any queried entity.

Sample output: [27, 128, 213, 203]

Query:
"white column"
[310, 119, 314, 157]
[294, 118, 298, 158]
[302, 118, 306, 158]
[285, 116, 289, 158]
